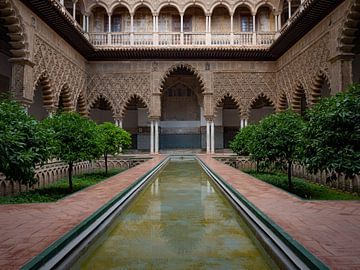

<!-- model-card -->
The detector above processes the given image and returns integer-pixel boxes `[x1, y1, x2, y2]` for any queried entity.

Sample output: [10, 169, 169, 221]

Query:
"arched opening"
[211, 5, 231, 45]
[278, 93, 289, 111]
[90, 5, 108, 32]
[183, 6, 206, 45]
[217, 95, 241, 149]
[310, 72, 331, 104]
[249, 94, 275, 124]
[122, 95, 149, 150]
[281, 0, 300, 25]
[233, 5, 253, 45]
[111, 5, 130, 32]
[256, 6, 274, 32]
[108, 5, 131, 45]
[28, 75, 54, 120]
[158, 6, 180, 45]
[89, 96, 114, 123]
[133, 6, 153, 45]
[89, 5, 109, 45]
[160, 66, 204, 149]
[76, 93, 87, 116]
[292, 85, 308, 116]
[58, 85, 73, 112]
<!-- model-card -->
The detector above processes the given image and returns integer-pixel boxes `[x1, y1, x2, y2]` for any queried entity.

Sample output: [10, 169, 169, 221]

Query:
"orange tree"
[43, 112, 100, 191]
[0, 100, 51, 186]
[302, 84, 360, 180]
[96, 122, 131, 174]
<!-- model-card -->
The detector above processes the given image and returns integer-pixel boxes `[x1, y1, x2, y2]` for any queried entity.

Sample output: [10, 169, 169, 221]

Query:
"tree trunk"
[104, 153, 108, 175]
[68, 162, 73, 192]
[288, 160, 293, 191]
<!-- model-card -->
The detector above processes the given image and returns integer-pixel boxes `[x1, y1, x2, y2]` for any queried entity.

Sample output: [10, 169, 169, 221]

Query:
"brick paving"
[198, 155, 360, 270]
[0, 156, 165, 270]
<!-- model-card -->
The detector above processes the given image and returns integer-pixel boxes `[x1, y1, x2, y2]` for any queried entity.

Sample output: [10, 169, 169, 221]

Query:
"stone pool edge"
[20, 156, 170, 270]
[197, 157, 329, 270]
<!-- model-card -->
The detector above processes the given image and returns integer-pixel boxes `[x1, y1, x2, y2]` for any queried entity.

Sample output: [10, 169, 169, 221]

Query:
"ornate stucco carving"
[86, 72, 151, 116]
[276, 34, 330, 109]
[213, 72, 277, 116]
[32, 36, 87, 109]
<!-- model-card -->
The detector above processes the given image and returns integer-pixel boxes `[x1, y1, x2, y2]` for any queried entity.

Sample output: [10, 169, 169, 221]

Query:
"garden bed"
[0, 168, 125, 204]
[244, 170, 360, 200]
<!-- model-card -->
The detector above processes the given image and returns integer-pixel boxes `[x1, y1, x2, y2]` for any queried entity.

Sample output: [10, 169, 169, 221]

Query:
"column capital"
[149, 116, 160, 121]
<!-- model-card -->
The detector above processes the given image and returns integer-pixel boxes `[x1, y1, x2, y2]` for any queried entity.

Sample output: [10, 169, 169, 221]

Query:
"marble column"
[154, 119, 159, 154]
[150, 120, 154, 154]
[206, 120, 210, 154]
[211, 120, 215, 154]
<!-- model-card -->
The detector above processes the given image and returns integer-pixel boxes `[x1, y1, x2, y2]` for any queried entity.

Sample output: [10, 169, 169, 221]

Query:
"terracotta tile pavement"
[0, 155, 165, 270]
[198, 155, 360, 270]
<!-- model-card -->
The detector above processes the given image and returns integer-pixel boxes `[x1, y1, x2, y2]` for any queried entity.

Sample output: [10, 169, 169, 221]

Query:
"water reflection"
[71, 160, 276, 270]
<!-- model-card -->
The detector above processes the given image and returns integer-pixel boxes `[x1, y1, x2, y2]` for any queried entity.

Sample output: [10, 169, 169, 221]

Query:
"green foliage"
[97, 122, 131, 155]
[245, 170, 360, 200]
[96, 122, 132, 174]
[302, 84, 360, 179]
[0, 100, 51, 185]
[229, 125, 257, 156]
[246, 111, 305, 190]
[43, 112, 100, 190]
[0, 169, 124, 204]
[253, 111, 305, 165]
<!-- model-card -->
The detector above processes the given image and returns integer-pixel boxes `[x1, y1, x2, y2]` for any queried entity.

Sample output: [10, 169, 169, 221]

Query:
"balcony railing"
[88, 32, 276, 47]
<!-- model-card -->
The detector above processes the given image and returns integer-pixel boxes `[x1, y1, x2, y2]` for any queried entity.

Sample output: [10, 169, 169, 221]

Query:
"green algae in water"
[71, 160, 278, 270]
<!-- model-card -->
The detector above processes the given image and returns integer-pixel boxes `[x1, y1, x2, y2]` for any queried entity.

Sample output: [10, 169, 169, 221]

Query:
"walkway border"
[21, 157, 169, 270]
[197, 157, 329, 270]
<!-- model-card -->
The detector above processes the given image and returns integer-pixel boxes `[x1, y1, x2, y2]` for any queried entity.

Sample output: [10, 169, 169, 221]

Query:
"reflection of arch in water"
[159, 162, 205, 254]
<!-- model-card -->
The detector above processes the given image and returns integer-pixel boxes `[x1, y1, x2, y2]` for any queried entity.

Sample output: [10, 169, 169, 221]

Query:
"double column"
[150, 118, 159, 154]
[206, 119, 215, 154]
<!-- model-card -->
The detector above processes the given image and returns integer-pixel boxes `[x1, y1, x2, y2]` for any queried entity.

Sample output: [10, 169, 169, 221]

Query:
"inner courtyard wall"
[3, 0, 358, 138]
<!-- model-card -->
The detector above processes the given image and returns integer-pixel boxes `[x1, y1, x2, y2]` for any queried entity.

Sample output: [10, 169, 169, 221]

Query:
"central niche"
[161, 82, 200, 121]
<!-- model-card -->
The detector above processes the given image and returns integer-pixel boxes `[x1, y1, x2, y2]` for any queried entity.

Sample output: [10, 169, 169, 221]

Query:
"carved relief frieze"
[32, 36, 86, 108]
[86, 72, 151, 116]
[276, 34, 330, 107]
[213, 72, 277, 116]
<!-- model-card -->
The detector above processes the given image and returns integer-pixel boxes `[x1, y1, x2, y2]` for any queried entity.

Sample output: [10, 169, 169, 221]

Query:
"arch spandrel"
[246, 92, 276, 116]
[214, 93, 242, 117]
[119, 94, 150, 118]
[159, 63, 208, 93]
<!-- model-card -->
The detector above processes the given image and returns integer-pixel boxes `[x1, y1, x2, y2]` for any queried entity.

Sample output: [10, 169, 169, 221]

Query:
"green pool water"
[71, 160, 277, 269]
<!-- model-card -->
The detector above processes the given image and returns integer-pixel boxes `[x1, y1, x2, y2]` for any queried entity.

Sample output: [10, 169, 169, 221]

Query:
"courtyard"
[1, 0, 360, 269]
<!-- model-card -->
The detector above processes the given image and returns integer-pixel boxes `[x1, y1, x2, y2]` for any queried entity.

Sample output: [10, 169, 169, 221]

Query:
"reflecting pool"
[71, 160, 277, 269]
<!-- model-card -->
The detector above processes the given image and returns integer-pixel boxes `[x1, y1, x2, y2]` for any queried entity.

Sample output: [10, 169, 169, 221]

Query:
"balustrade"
[233, 33, 253, 46]
[88, 32, 276, 47]
[183, 33, 206, 46]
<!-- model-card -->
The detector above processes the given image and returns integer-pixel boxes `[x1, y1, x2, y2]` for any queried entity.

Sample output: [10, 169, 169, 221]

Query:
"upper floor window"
[241, 16, 253, 32]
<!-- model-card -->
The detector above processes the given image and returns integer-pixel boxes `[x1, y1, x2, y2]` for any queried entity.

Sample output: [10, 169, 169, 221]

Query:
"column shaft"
[211, 121, 215, 154]
[108, 14, 111, 32]
[288, 0, 292, 18]
[72, 2, 76, 19]
[206, 121, 210, 154]
[150, 120, 154, 154]
[155, 120, 159, 154]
